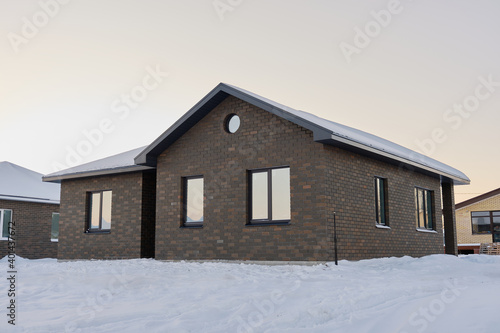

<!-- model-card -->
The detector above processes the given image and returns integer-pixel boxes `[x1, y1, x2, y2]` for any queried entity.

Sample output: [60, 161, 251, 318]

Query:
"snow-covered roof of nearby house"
[43, 146, 154, 183]
[0, 162, 60, 204]
[135, 83, 470, 185]
[455, 187, 500, 209]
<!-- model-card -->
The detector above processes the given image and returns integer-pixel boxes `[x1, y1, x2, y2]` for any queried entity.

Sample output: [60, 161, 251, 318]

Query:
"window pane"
[90, 193, 101, 229]
[51, 213, 60, 240]
[252, 172, 268, 220]
[186, 178, 203, 222]
[472, 217, 491, 234]
[493, 211, 500, 216]
[376, 178, 386, 225]
[472, 211, 490, 217]
[101, 191, 112, 229]
[426, 190, 433, 229]
[2, 210, 12, 238]
[493, 216, 500, 224]
[417, 189, 425, 228]
[272, 168, 291, 220]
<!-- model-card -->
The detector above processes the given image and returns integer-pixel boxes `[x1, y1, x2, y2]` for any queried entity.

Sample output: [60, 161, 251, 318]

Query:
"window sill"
[181, 224, 203, 229]
[246, 221, 291, 227]
[51, 239, 59, 242]
[85, 230, 111, 234]
[375, 224, 391, 230]
[416, 228, 438, 234]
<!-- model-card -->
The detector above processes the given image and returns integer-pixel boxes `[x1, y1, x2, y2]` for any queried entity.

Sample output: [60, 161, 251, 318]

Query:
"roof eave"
[318, 134, 470, 186]
[43, 165, 155, 183]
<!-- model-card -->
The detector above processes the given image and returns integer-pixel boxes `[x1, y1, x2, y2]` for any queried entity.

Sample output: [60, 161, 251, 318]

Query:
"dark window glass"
[249, 167, 291, 224]
[375, 177, 388, 225]
[1, 209, 12, 239]
[415, 188, 434, 230]
[471, 211, 500, 235]
[51, 213, 60, 240]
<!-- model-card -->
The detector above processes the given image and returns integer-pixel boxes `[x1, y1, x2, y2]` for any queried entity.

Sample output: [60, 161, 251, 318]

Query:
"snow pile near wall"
[0, 255, 498, 332]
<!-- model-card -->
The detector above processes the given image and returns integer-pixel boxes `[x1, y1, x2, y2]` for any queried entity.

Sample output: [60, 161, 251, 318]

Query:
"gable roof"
[0, 162, 60, 204]
[455, 187, 500, 209]
[43, 146, 154, 183]
[135, 83, 470, 185]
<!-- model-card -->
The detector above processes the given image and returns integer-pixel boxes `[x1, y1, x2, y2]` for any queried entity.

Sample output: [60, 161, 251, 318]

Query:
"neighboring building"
[455, 188, 500, 254]
[44, 83, 469, 262]
[0, 162, 60, 259]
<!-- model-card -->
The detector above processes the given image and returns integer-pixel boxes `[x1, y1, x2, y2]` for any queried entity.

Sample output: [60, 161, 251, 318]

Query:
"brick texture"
[456, 194, 500, 244]
[58, 171, 155, 260]
[155, 96, 446, 261]
[0, 199, 58, 259]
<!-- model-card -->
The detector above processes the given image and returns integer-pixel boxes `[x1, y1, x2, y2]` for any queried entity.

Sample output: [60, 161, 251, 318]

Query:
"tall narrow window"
[415, 187, 434, 230]
[183, 176, 204, 227]
[0, 209, 13, 240]
[249, 167, 291, 224]
[87, 190, 112, 232]
[51, 212, 60, 241]
[374, 177, 388, 225]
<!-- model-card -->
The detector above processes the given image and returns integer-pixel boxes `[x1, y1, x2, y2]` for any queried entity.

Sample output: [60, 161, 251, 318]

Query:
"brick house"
[44, 83, 469, 261]
[0, 162, 60, 259]
[455, 188, 500, 254]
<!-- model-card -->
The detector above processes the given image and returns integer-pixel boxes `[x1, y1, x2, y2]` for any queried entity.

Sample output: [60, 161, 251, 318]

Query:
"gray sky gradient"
[1, 0, 499, 202]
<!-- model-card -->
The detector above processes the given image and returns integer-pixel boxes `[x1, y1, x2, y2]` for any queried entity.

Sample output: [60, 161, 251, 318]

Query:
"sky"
[1, 0, 499, 203]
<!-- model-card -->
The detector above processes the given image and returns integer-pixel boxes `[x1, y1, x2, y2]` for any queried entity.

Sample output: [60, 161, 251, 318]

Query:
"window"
[249, 167, 291, 224]
[374, 177, 388, 225]
[87, 190, 112, 232]
[471, 211, 500, 235]
[0, 209, 12, 240]
[183, 176, 204, 227]
[415, 187, 434, 230]
[224, 114, 240, 134]
[51, 212, 59, 241]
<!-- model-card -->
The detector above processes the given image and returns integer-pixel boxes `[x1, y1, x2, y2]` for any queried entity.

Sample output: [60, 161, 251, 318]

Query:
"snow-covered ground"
[1, 255, 499, 333]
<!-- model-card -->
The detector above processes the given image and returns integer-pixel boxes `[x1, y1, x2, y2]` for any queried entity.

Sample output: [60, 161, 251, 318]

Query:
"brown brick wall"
[156, 96, 328, 261]
[154, 95, 446, 261]
[0, 199, 59, 259]
[58, 171, 155, 260]
[323, 145, 444, 260]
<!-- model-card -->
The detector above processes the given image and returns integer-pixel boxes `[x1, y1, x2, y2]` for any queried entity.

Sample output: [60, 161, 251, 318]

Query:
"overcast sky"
[1, 0, 499, 202]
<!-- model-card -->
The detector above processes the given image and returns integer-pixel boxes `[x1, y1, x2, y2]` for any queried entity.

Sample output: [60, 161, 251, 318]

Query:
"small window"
[225, 114, 240, 134]
[0, 209, 13, 240]
[183, 176, 204, 227]
[374, 177, 388, 226]
[51, 213, 60, 241]
[471, 211, 500, 235]
[249, 167, 291, 224]
[415, 187, 434, 230]
[87, 190, 112, 232]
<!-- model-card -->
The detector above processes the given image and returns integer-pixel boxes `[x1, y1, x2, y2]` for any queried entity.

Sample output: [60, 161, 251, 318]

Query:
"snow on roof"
[136, 83, 470, 185]
[0, 162, 60, 204]
[43, 146, 153, 183]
